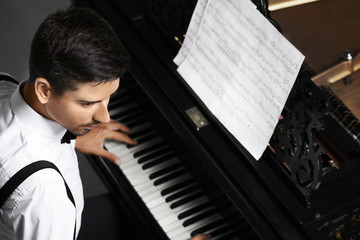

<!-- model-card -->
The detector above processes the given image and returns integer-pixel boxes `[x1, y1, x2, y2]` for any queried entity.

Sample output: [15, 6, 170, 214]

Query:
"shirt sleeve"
[10, 169, 76, 240]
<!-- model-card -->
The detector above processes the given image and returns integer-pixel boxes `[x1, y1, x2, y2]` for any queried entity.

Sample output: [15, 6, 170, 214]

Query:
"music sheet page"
[174, 0, 304, 160]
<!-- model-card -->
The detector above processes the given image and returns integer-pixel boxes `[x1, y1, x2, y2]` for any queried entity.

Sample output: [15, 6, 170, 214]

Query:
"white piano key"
[133, 180, 154, 193]
[152, 205, 173, 221]
[149, 202, 171, 216]
[146, 196, 166, 209]
[172, 232, 192, 240]
[162, 219, 184, 233]
[129, 173, 150, 186]
[142, 191, 163, 203]
[158, 214, 179, 227]
[167, 226, 188, 239]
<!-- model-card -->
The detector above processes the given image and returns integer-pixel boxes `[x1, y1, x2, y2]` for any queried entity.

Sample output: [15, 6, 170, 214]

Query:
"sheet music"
[174, 0, 304, 160]
[173, 0, 208, 66]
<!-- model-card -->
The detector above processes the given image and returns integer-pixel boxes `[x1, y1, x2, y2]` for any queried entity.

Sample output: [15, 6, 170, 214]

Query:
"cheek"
[47, 101, 92, 127]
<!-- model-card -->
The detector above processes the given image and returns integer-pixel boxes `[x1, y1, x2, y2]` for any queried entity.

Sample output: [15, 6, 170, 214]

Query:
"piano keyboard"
[104, 87, 257, 240]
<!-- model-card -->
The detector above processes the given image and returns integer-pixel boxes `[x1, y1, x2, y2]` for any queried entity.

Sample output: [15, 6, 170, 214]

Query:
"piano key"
[109, 102, 138, 118]
[134, 141, 168, 158]
[126, 157, 179, 178]
[170, 191, 205, 209]
[172, 233, 192, 240]
[116, 110, 144, 123]
[154, 168, 188, 186]
[165, 185, 199, 203]
[186, 215, 224, 234]
[142, 191, 164, 203]
[178, 201, 213, 219]
[127, 132, 159, 148]
[210, 226, 236, 240]
[133, 180, 154, 193]
[139, 150, 174, 165]
[158, 214, 178, 228]
[190, 219, 225, 236]
[183, 208, 218, 227]
[161, 178, 195, 196]
[167, 227, 189, 239]
[145, 195, 166, 209]
[149, 162, 184, 180]
[108, 97, 135, 112]
[128, 126, 155, 139]
[111, 105, 142, 121]
[126, 117, 148, 128]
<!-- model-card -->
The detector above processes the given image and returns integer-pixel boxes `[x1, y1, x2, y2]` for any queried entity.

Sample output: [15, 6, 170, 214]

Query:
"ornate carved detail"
[318, 208, 360, 240]
[270, 69, 329, 198]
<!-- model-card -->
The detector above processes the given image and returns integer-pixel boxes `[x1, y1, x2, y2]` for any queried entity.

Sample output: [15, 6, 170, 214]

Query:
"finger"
[189, 234, 211, 240]
[98, 148, 121, 166]
[107, 119, 134, 133]
[106, 130, 137, 145]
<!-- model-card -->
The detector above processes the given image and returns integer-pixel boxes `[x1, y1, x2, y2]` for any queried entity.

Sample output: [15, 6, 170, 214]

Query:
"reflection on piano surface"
[74, 0, 360, 239]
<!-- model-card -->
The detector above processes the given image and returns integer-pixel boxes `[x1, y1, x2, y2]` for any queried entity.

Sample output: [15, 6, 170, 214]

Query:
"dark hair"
[29, 8, 129, 95]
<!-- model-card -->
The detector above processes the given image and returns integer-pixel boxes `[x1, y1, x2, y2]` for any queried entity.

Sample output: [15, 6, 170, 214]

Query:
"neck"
[21, 81, 52, 120]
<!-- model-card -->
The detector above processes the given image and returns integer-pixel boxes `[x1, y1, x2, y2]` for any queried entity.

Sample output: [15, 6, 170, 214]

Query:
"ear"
[34, 77, 52, 104]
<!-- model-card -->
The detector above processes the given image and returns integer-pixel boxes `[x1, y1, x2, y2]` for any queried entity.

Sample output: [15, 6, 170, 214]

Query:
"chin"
[69, 128, 90, 137]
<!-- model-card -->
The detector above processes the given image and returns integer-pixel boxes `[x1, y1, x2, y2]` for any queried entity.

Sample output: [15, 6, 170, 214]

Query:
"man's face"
[45, 79, 120, 136]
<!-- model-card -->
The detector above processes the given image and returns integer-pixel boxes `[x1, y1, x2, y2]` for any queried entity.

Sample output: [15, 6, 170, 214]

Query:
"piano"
[73, 0, 360, 239]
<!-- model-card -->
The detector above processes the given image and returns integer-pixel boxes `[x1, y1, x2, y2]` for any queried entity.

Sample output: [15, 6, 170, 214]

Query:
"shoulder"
[0, 73, 17, 119]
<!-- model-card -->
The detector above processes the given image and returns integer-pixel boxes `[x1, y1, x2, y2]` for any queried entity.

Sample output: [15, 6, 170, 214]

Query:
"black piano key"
[138, 147, 172, 164]
[207, 224, 234, 238]
[134, 141, 167, 158]
[190, 219, 224, 237]
[141, 152, 175, 169]
[178, 201, 213, 219]
[129, 126, 155, 139]
[170, 191, 204, 209]
[126, 117, 148, 128]
[108, 97, 134, 110]
[214, 230, 237, 240]
[111, 106, 141, 121]
[149, 163, 183, 180]
[160, 178, 194, 196]
[182, 208, 218, 227]
[118, 111, 145, 124]
[127, 132, 159, 148]
[153, 168, 187, 186]
[165, 185, 199, 203]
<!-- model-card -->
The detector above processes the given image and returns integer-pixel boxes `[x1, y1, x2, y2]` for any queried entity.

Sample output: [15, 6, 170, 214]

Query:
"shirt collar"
[10, 82, 67, 141]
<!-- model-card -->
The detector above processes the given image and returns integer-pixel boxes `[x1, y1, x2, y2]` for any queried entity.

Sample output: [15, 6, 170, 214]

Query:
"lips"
[84, 124, 99, 130]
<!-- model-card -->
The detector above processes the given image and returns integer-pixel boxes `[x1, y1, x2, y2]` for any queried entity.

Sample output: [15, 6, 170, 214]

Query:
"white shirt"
[0, 79, 84, 240]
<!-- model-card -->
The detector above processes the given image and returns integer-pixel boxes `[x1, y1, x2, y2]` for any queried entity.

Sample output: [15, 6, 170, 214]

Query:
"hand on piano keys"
[75, 119, 137, 165]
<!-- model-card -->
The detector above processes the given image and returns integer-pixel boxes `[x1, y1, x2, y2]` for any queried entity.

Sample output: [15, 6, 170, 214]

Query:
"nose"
[93, 101, 110, 123]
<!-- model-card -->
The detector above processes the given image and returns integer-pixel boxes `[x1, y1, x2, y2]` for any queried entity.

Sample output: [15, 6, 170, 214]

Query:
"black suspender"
[0, 160, 75, 207]
[0, 73, 18, 85]
[0, 161, 76, 239]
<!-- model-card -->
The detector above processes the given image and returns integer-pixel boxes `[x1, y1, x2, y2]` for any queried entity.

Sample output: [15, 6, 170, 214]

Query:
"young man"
[0, 7, 210, 240]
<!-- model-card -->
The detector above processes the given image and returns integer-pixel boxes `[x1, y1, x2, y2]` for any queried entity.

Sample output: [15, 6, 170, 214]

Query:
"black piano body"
[73, 0, 360, 239]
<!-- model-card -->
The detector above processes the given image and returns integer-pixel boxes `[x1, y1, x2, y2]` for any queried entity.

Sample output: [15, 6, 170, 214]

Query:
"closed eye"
[82, 102, 94, 107]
